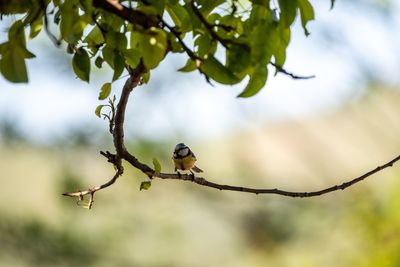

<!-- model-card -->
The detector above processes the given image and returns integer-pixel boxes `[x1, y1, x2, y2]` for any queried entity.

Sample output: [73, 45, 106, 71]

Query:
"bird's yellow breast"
[173, 156, 196, 170]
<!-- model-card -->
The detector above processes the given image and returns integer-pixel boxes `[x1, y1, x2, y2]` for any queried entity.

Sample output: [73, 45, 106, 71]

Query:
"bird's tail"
[192, 165, 203, 173]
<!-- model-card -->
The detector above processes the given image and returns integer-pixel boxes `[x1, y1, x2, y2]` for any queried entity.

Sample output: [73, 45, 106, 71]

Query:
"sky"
[0, 1, 399, 143]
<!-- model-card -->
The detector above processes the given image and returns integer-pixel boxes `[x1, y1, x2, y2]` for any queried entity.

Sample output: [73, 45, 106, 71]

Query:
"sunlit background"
[1, 0, 400, 266]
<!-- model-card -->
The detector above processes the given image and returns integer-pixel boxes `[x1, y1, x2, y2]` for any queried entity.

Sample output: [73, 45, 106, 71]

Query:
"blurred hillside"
[0, 87, 399, 267]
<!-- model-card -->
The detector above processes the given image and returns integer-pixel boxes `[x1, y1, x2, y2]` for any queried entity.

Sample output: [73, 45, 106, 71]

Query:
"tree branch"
[92, 0, 158, 29]
[63, 66, 400, 207]
[62, 63, 153, 206]
[151, 153, 400, 197]
[113, 63, 155, 177]
[60, 4, 398, 206]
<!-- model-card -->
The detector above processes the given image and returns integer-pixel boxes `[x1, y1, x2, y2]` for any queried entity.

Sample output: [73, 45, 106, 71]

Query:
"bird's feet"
[190, 170, 195, 180]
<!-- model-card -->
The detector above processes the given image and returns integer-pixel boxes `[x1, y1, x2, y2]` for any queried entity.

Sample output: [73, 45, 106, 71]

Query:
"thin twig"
[108, 97, 116, 134]
[159, 17, 199, 61]
[189, 0, 232, 48]
[159, 17, 215, 85]
[270, 61, 316, 80]
[41, 0, 61, 46]
[62, 167, 123, 208]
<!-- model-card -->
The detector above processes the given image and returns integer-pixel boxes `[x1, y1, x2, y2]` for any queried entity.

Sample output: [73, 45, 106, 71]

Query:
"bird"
[172, 143, 203, 176]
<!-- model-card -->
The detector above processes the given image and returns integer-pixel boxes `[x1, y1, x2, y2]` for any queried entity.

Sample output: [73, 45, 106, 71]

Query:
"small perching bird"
[172, 143, 203, 176]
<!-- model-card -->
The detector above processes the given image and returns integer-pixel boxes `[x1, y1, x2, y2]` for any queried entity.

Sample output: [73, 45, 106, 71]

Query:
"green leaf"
[17, 46, 36, 59]
[124, 48, 141, 69]
[178, 59, 197, 72]
[66, 44, 74, 54]
[183, 4, 202, 31]
[247, 4, 271, 28]
[130, 31, 141, 50]
[167, 33, 183, 53]
[195, 34, 216, 58]
[152, 158, 162, 173]
[0, 20, 37, 83]
[84, 25, 105, 46]
[218, 15, 244, 38]
[250, 0, 270, 6]
[59, 4, 85, 44]
[226, 44, 251, 80]
[273, 25, 291, 66]
[106, 31, 127, 50]
[140, 29, 167, 69]
[250, 22, 277, 65]
[0, 1, 32, 14]
[238, 65, 268, 98]
[23, 2, 41, 24]
[102, 46, 114, 68]
[140, 181, 151, 191]
[101, 11, 124, 30]
[95, 105, 104, 118]
[0, 44, 29, 83]
[297, 0, 315, 36]
[102, 46, 124, 80]
[95, 56, 104, 68]
[8, 20, 26, 44]
[166, 3, 192, 32]
[278, 0, 297, 28]
[200, 56, 240, 85]
[140, 0, 165, 15]
[0, 43, 7, 54]
[137, 0, 165, 16]
[136, 5, 159, 17]
[197, 0, 224, 14]
[8, 21, 35, 59]
[72, 48, 90, 82]
[142, 71, 151, 84]
[29, 18, 43, 39]
[98, 82, 111, 100]
[112, 51, 124, 81]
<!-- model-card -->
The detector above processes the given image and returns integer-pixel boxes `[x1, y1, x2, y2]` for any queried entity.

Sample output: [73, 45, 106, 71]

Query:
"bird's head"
[174, 143, 187, 151]
[174, 143, 190, 158]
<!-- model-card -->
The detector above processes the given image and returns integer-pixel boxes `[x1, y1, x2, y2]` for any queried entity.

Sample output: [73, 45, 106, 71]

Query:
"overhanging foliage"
[0, 0, 318, 97]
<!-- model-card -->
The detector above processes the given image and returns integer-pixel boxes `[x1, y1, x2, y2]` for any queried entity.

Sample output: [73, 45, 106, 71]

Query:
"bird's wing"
[192, 165, 203, 173]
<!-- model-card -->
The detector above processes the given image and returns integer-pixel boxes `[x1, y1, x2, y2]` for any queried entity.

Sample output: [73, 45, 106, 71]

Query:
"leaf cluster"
[0, 0, 321, 97]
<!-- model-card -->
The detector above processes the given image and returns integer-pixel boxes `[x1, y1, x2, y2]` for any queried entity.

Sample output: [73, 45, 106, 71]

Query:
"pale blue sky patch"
[0, 1, 399, 143]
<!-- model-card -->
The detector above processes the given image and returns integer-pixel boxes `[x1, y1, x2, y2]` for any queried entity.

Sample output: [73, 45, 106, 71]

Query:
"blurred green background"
[1, 0, 400, 266]
[0, 87, 399, 267]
